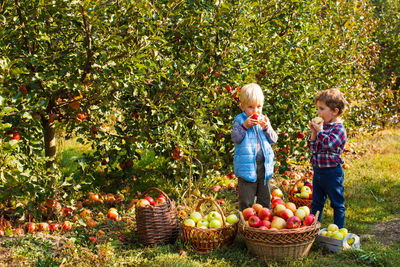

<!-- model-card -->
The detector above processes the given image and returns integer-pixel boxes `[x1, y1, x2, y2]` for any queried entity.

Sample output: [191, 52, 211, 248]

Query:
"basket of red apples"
[181, 197, 238, 254]
[135, 187, 179, 246]
[238, 198, 321, 260]
[289, 176, 313, 208]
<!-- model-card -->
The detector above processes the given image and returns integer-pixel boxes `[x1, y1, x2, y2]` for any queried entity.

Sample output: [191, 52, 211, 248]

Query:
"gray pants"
[238, 160, 271, 210]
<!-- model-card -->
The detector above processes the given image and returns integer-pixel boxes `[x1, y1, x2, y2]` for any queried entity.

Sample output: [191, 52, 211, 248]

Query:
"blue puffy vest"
[233, 112, 275, 182]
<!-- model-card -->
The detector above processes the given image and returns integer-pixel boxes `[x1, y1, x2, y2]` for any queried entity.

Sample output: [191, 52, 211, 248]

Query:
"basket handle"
[289, 176, 311, 195]
[239, 211, 246, 231]
[195, 197, 226, 226]
[140, 187, 173, 206]
[312, 210, 320, 226]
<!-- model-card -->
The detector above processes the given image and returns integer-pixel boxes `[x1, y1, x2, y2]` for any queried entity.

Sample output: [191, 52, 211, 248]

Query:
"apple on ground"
[258, 207, 273, 221]
[280, 209, 294, 220]
[286, 216, 301, 229]
[252, 203, 263, 214]
[242, 207, 256, 220]
[303, 214, 315, 226]
[294, 208, 306, 221]
[209, 219, 222, 228]
[38, 222, 49, 231]
[183, 218, 196, 227]
[226, 214, 239, 224]
[62, 221, 72, 231]
[248, 215, 262, 228]
[27, 223, 36, 233]
[107, 208, 119, 221]
[49, 223, 59, 232]
[285, 202, 297, 213]
[271, 216, 286, 230]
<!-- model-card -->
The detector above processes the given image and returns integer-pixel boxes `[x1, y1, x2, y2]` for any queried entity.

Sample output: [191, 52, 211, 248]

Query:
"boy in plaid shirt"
[307, 88, 347, 228]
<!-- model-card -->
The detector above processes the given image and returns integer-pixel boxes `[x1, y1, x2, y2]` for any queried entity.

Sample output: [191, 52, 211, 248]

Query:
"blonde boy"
[231, 83, 278, 210]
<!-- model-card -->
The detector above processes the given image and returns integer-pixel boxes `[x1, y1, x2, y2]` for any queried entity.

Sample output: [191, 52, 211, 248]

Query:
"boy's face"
[316, 100, 339, 123]
[241, 101, 263, 117]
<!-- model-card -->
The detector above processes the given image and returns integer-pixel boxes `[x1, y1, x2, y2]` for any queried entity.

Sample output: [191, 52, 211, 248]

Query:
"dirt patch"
[372, 218, 400, 245]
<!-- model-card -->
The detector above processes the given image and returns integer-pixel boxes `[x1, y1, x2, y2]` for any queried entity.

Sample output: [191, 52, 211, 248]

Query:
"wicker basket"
[239, 211, 320, 260]
[135, 187, 179, 246]
[181, 197, 238, 254]
[289, 176, 313, 208]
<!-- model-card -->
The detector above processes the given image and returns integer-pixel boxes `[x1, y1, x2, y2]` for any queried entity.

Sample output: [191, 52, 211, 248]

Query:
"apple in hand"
[258, 208, 273, 221]
[242, 208, 256, 220]
[248, 215, 262, 228]
[286, 216, 301, 229]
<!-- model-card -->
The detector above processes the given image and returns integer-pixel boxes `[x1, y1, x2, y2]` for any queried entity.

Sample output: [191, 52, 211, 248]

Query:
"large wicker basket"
[239, 211, 320, 260]
[181, 197, 238, 254]
[289, 176, 313, 208]
[135, 187, 179, 246]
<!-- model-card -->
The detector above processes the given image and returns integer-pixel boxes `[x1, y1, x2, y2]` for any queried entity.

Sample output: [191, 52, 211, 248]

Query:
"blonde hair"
[240, 83, 264, 105]
[315, 88, 347, 116]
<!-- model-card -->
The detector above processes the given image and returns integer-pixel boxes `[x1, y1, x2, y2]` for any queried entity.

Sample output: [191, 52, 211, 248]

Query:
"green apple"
[197, 219, 209, 228]
[320, 230, 328, 236]
[298, 206, 310, 216]
[226, 214, 238, 224]
[190, 211, 203, 223]
[198, 226, 208, 229]
[326, 230, 334, 237]
[327, 223, 339, 232]
[332, 231, 344, 240]
[209, 219, 222, 229]
[183, 218, 196, 227]
[339, 228, 348, 236]
[207, 211, 222, 222]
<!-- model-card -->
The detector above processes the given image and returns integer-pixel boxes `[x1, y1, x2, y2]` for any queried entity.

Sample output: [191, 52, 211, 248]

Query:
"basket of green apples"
[181, 197, 239, 254]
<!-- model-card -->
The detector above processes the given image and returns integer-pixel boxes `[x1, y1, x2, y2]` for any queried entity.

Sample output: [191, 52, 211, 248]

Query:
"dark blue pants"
[311, 165, 345, 228]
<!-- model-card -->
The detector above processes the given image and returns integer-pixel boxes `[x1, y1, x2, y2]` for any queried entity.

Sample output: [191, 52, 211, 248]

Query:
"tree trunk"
[42, 117, 56, 170]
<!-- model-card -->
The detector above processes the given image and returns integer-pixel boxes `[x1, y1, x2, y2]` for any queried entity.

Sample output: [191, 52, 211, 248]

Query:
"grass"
[1, 128, 400, 266]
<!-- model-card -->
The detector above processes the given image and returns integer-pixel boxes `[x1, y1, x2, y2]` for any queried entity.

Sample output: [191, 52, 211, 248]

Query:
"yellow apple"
[327, 223, 339, 232]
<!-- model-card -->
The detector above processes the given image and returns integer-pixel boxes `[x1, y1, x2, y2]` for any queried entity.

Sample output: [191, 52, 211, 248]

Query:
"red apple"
[144, 196, 155, 206]
[286, 216, 301, 229]
[297, 132, 305, 139]
[12, 133, 21, 141]
[258, 226, 268, 230]
[271, 188, 283, 198]
[271, 198, 285, 209]
[248, 215, 262, 228]
[155, 196, 167, 205]
[27, 223, 36, 233]
[273, 204, 286, 216]
[242, 207, 256, 220]
[107, 208, 119, 221]
[252, 203, 263, 214]
[15, 228, 24, 235]
[280, 209, 294, 220]
[62, 221, 72, 231]
[38, 222, 49, 231]
[49, 223, 59, 232]
[285, 202, 297, 212]
[258, 207, 273, 221]
[136, 199, 150, 208]
[303, 214, 315, 226]
[261, 219, 271, 229]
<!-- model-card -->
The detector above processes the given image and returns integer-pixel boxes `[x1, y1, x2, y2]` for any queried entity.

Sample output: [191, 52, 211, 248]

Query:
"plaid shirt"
[307, 121, 346, 168]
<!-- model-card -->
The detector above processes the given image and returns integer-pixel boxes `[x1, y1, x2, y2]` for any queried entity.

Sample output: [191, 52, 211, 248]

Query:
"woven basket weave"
[239, 211, 320, 260]
[135, 187, 179, 246]
[181, 197, 238, 254]
[289, 176, 313, 208]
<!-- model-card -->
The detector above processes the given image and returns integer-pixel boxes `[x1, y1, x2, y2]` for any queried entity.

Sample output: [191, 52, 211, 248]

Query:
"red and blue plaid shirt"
[307, 121, 346, 168]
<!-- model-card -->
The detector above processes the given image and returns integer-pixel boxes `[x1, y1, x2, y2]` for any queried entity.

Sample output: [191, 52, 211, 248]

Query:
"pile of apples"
[292, 180, 313, 200]
[320, 223, 349, 241]
[183, 211, 238, 229]
[136, 194, 167, 208]
[242, 197, 316, 230]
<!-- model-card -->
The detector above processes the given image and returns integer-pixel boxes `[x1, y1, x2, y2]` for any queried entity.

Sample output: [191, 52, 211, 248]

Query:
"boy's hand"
[243, 116, 259, 129]
[311, 121, 323, 132]
[260, 116, 269, 130]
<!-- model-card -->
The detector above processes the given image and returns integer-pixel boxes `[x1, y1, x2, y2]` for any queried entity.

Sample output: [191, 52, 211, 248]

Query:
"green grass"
[2, 129, 399, 266]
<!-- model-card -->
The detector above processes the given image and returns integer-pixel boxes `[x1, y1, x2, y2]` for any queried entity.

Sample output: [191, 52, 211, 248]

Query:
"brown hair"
[315, 88, 347, 116]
